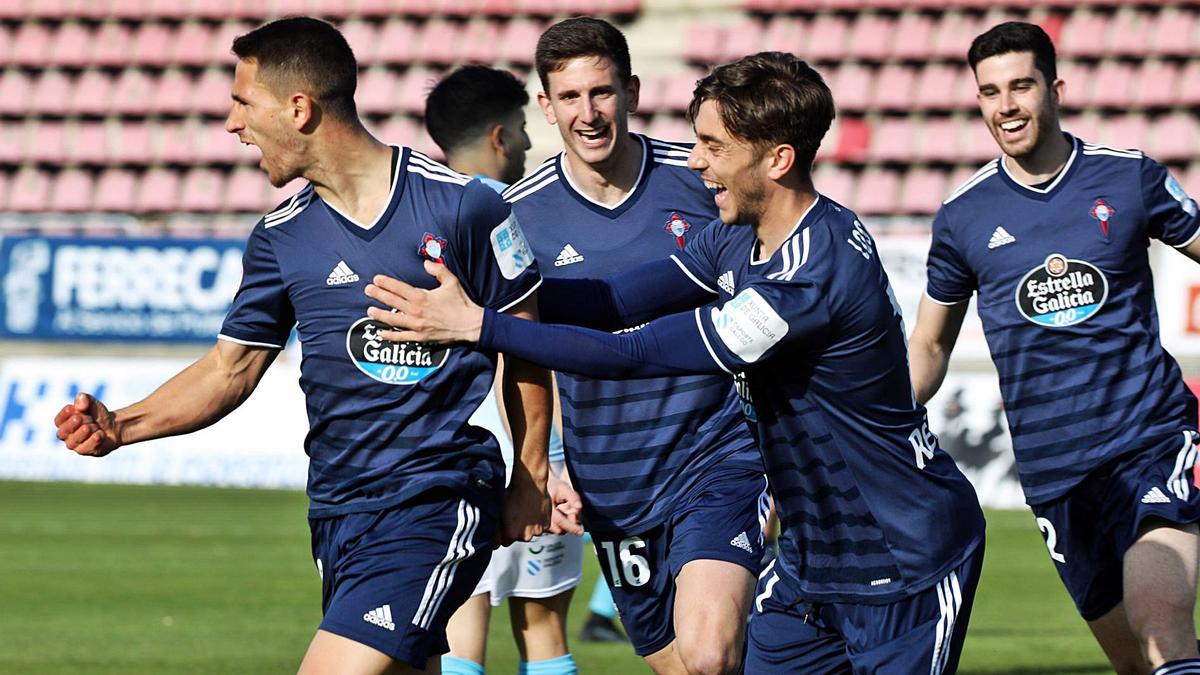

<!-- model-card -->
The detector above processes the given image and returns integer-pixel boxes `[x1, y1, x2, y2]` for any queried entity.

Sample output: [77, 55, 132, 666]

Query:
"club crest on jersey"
[419, 232, 448, 263]
[346, 316, 449, 385]
[1015, 253, 1109, 328]
[1089, 200, 1115, 240]
[665, 213, 691, 249]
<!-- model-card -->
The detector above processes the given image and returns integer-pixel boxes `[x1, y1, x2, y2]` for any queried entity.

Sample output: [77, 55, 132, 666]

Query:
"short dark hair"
[425, 66, 529, 155]
[231, 17, 358, 122]
[535, 17, 632, 91]
[687, 52, 834, 174]
[967, 21, 1057, 84]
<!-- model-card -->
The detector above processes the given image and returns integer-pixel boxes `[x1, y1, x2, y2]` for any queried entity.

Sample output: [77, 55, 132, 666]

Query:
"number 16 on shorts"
[598, 536, 651, 587]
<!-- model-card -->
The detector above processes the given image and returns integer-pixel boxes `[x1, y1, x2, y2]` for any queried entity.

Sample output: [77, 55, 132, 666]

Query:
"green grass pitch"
[1, 481, 1189, 674]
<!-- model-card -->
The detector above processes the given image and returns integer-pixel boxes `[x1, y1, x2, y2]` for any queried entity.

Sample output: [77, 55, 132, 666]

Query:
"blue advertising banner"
[0, 236, 245, 342]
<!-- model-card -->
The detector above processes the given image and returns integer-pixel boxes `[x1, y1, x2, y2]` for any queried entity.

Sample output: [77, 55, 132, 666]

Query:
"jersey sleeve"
[1141, 157, 1200, 248]
[218, 223, 294, 349]
[537, 257, 716, 331]
[694, 274, 830, 371]
[924, 207, 977, 304]
[452, 180, 542, 313]
[674, 217, 724, 294]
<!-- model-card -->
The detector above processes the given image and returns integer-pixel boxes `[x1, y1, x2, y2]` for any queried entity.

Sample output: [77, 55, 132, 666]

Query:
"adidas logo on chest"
[988, 227, 1016, 249]
[326, 260, 360, 285]
[555, 244, 584, 267]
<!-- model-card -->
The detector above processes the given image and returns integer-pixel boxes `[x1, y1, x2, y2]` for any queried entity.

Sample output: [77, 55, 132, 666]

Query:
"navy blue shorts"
[1030, 430, 1200, 621]
[591, 467, 769, 657]
[745, 543, 984, 674]
[309, 490, 496, 668]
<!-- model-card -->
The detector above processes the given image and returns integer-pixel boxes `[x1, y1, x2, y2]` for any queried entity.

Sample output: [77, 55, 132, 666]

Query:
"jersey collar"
[556, 134, 650, 218]
[996, 133, 1080, 202]
[750, 194, 824, 268]
[320, 145, 406, 242]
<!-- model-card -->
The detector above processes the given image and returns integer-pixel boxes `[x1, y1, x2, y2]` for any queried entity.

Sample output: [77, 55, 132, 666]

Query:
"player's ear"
[537, 91, 557, 126]
[489, 123, 507, 153]
[765, 143, 795, 181]
[625, 74, 640, 114]
[1050, 77, 1065, 109]
[290, 92, 315, 130]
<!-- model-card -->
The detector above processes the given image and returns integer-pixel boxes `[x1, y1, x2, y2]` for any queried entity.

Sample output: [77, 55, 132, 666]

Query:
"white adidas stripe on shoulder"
[648, 137, 693, 156]
[505, 171, 559, 204]
[502, 159, 558, 201]
[943, 160, 999, 205]
[407, 152, 471, 185]
[263, 184, 314, 228]
[1082, 142, 1142, 159]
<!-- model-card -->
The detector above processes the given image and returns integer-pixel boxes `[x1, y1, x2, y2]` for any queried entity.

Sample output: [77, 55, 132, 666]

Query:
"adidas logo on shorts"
[363, 604, 395, 631]
[730, 531, 754, 553]
[1141, 486, 1171, 504]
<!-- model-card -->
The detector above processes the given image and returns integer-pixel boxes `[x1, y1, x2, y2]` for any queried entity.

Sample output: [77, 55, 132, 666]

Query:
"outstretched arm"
[53, 339, 278, 456]
[908, 295, 968, 405]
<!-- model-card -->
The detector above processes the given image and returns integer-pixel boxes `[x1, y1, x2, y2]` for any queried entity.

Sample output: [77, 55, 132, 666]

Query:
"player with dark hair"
[365, 50, 986, 673]
[485, 16, 770, 674]
[53, 17, 554, 675]
[910, 20, 1200, 675]
[423, 64, 584, 675]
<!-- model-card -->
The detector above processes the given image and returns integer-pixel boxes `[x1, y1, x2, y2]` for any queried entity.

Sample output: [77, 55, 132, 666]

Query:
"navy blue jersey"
[220, 148, 541, 517]
[677, 197, 984, 602]
[501, 134, 762, 534]
[927, 135, 1200, 504]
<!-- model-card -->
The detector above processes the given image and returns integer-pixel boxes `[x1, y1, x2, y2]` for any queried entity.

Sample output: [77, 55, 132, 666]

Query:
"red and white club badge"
[1090, 199, 1115, 238]
[665, 213, 691, 249]
[419, 232, 448, 263]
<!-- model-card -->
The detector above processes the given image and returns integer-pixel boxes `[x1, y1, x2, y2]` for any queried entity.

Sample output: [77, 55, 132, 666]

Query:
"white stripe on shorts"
[412, 499, 480, 629]
[930, 570, 963, 675]
[1168, 431, 1198, 502]
[754, 559, 779, 614]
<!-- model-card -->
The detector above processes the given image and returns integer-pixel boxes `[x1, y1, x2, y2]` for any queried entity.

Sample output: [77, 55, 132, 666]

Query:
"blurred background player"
[496, 17, 770, 674]
[910, 21, 1200, 675]
[425, 64, 585, 675]
[363, 50, 987, 674]
[52, 18, 553, 675]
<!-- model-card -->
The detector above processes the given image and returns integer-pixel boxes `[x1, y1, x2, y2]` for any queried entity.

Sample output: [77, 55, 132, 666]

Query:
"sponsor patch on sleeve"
[709, 288, 788, 363]
[490, 214, 533, 280]
[1165, 173, 1198, 218]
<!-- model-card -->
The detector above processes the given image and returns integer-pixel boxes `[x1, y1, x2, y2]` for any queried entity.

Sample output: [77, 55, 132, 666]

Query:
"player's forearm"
[502, 356, 552, 490]
[537, 259, 714, 330]
[113, 343, 275, 445]
[908, 338, 951, 406]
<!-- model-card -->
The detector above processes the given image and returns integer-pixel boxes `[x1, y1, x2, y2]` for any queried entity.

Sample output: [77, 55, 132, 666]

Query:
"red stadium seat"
[1097, 114, 1148, 153]
[683, 22, 722, 64]
[831, 117, 870, 163]
[914, 63, 962, 111]
[308, 0, 360, 19]
[194, 122, 244, 164]
[869, 64, 916, 112]
[67, 69, 113, 115]
[891, 12, 935, 61]
[92, 22, 134, 67]
[1086, 60, 1135, 109]
[356, 67, 401, 115]
[497, 19, 541, 65]
[915, 116, 961, 164]
[110, 0, 156, 19]
[831, 64, 873, 114]
[931, 12, 981, 61]
[658, 70, 702, 113]
[806, 14, 850, 62]
[209, 21, 252, 66]
[1176, 61, 1200, 107]
[1132, 60, 1179, 110]
[225, 166, 272, 212]
[93, 168, 138, 211]
[847, 13, 892, 63]
[31, 70, 72, 116]
[459, 20, 502, 64]
[8, 166, 52, 212]
[481, 0, 517, 15]
[132, 22, 174, 67]
[65, 121, 110, 165]
[418, 22, 462, 65]
[1149, 7, 1198, 58]
[375, 116, 421, 147]
[645, 115, 694, 144]
[136, 168, 182, 213]
[339, 19, 379, 64]
[396, 70, 438, 114]
[961, 116, 998, 163]
[179, 168, 226, 212]
[192, 67, 234, 116]
[1059, 10, 1107, 59]
[152, 69, 192, 116]
[761, 16, 806, 56]
[50, 169, 95, 212]
[49, 21, 91, 68]
[1062, 113, 1102, 144]
[155, 119, 193, 164]
[899, 167, 947, 215]
[0, 69, 33, 116]
[813, 163, 855, 206]
[1148, 113, 1198, 163]
[112, 122, 154, 165]
[869, 117, 917, 163]
[376, 19, 420, 65]
[1056, 60, 1091, 108]
[396, 0, 438, 18]
[11, 21, 52, 67]
[1106, 8, 1153, 58]
[634, 75, 665, 113]
[721, 20, 764, 64]
[0, 121, 26, 164]
[854, 167, 901, 216]
[171, 21, 214, 67]
[111, 69, 156, 116]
